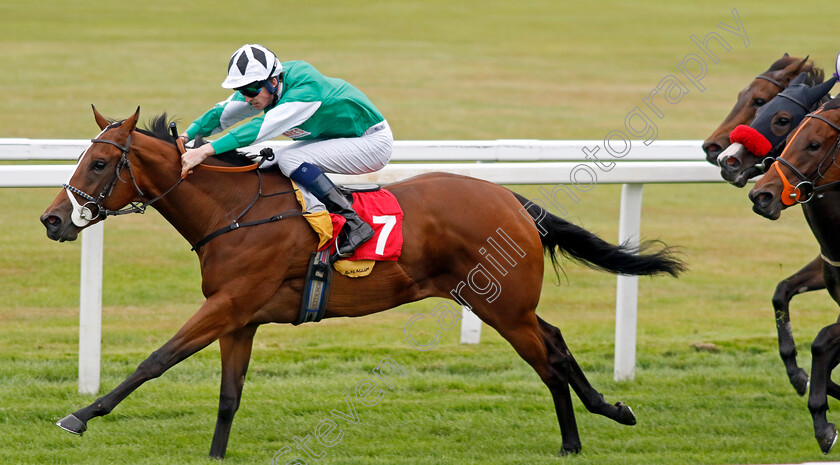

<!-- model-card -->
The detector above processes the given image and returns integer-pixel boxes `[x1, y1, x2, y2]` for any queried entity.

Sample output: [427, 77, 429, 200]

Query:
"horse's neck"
[134, 145, 298, 248]
[802, 191, 840, 261]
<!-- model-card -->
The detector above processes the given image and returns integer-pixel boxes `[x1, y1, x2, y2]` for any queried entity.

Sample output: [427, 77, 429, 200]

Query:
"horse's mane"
[130, 113, 253, 167]
[822, 96, 840, 111]
[766, 54, 825, 86]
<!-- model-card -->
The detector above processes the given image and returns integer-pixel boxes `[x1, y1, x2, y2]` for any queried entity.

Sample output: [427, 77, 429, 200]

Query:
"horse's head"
[41, 106, 147, 241]
[749, 98, 840, 220]
[718, 72, 837, 187]
[702, 54, 822, 165]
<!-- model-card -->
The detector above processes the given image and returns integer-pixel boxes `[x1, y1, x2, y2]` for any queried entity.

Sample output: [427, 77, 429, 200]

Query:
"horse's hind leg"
[772, 256, 825, 396]
[486, 313, 582, 454]
[537, 316, 636, 425]
[209, 324, 258, 459]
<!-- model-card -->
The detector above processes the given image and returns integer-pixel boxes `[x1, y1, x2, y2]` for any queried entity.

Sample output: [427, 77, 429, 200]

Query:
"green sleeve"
[209, 116, 264, 154]
[185, 104, 226, 140]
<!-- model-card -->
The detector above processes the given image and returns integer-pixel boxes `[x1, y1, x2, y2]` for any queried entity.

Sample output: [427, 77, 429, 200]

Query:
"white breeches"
[261, 120, 393, 212]
[264, 120, 393, 176]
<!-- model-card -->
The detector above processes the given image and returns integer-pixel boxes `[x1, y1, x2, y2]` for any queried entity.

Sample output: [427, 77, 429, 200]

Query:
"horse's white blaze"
[65, 128, 108, 228]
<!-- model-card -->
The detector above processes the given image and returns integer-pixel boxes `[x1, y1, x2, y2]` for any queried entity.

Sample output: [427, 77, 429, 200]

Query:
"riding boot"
[290, 163, 375, 258]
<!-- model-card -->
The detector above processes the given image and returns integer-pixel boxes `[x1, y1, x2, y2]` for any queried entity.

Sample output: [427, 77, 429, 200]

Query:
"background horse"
[40, 107, 684, 459]
[749, 96, 840, 454]
[717, 73, 836, 395]
[702, 54, 821, 165]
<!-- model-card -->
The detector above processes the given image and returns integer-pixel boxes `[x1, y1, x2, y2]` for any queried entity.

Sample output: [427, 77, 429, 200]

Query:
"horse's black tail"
[512, 192, 686, 277]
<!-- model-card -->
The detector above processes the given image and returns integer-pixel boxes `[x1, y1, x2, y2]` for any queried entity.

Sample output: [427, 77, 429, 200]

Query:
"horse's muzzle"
[702, 139, 724, 165]
[40, 211, 79, 242]
[718, 143, 763, 188]
[748, 188, 782, 220]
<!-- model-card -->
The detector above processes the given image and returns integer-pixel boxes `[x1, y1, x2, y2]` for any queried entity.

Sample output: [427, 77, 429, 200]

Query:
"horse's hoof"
[791, 369, 809, 396]
[559, 445, 581, 456]
[616, 402, 637, 426]
[56, 414, 86, 435]
[817, 424, 838, 455]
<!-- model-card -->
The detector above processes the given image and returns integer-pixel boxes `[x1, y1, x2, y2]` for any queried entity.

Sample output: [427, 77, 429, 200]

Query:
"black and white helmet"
[222, 44, 282, 89]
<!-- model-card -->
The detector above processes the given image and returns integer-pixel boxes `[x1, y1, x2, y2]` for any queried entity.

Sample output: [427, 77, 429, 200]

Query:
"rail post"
[78, 222, 104, 395]
[614, 183, 644, 381]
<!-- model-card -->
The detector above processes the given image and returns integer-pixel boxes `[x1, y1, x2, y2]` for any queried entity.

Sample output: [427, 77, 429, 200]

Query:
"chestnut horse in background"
[702, 53, 821, 164]
[40, 107, 684, 459]
[749, 97, 840, 454]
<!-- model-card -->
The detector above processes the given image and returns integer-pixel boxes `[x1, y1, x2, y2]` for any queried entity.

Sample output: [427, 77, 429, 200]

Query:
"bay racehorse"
[749, 96, 840, 454]
[702, 54, 822, 164]
[41, 107, 685, 458]
[716, 72, 836, 395]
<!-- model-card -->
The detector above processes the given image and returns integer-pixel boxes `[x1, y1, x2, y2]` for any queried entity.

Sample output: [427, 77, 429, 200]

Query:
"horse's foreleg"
[772, 256, 825, 396]
[808, 323, 840, 454]
[209, 325, 258, 459]
[537, 317, 636, 425]
[57, 295, 238, 436]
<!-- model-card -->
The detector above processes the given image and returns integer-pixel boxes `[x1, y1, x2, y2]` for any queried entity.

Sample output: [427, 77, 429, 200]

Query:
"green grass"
[4, 0, 840, 464]
[3, 183, 837, 465]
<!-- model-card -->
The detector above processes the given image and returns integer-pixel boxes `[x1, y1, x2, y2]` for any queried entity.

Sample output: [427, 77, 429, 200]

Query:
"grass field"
[4, 1, 840, 464]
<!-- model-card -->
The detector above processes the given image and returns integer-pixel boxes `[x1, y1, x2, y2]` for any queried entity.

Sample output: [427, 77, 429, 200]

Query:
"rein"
[195, 163, 259, 173]
[769, 109, 840, 205]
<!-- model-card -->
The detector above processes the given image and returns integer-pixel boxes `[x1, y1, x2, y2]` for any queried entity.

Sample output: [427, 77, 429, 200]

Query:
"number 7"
[371, 215, 397, 255]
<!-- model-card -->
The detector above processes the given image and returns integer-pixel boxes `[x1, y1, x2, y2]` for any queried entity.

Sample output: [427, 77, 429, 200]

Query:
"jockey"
[179, 44, 392, 257]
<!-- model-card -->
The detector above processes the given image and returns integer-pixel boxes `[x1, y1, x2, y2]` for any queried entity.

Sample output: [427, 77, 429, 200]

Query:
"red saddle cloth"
[319, 189, 404, 261]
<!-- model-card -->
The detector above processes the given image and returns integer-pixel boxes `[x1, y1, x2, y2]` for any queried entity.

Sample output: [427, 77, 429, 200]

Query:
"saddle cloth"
[294, 183, 404, 274]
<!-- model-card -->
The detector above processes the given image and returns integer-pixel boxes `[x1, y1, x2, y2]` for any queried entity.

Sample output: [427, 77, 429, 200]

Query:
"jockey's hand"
[181, 144, 216, 178]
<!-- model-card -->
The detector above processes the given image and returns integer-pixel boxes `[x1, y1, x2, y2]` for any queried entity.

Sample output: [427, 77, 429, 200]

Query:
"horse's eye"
[776, 117, 790, 126]
[807, 141, 822, 151]
[92, 160, 107, 172]
[753, 98, 766, 107]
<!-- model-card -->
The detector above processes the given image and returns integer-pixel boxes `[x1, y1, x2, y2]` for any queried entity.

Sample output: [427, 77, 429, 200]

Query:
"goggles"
[236, 81, 266, 98]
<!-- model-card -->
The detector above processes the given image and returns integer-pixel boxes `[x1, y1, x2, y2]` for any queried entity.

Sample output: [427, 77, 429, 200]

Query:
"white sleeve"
[254, 101, 322, 143]
[217, 99, 262, 134]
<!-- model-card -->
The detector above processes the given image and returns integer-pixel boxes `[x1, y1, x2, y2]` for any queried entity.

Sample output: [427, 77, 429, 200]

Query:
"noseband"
[771, 110, 840, 205]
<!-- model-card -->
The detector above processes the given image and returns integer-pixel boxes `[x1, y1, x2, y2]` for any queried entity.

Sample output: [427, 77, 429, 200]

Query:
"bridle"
[63, 132, 183, 227]
[770, 108, 840, 206]
[755, 74, 785, 89]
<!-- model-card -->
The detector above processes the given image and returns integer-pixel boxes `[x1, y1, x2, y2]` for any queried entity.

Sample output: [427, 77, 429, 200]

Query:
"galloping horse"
[749, 96, 840, 454]
[702, 54, 822, 165]
[716, 72, 836, 395]
[41, 107, 684, 458]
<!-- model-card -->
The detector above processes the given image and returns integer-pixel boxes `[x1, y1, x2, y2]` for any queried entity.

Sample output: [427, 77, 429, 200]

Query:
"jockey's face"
[244, 78, 278, 110]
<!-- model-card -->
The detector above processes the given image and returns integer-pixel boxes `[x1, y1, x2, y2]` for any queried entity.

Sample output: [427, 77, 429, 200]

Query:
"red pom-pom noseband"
[729, 125, 773, 157]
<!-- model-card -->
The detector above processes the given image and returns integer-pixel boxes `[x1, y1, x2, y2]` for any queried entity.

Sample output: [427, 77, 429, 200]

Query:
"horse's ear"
[120, 106, 141, 135]
[807, 75, 838, 104]
[790, 55, 811, 75]
[92, 105, 109, 130]
[790, 72, 808, 86]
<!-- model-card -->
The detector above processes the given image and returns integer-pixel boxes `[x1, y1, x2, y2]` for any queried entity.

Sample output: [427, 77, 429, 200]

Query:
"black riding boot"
[291, 163, 374, 258]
